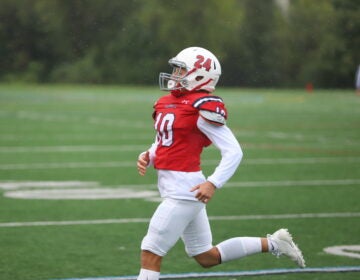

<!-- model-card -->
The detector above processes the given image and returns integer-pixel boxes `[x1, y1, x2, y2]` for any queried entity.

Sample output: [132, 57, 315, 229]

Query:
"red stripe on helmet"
[184, 67, 197, 77]
[192, 79, 213, 91]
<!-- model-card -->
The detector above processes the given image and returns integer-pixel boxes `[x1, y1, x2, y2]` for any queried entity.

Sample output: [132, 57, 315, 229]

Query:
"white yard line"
[2, 179, 359, 189]
[0, 145, 147, 153]
[0, 161, 134, 170]
[0, 133, 152, 141]
[242, 157, 360, 164]
[0, 181, 99, 190]
[1, 179, 358, 200]
[15, 111, 149, 128]
[0, 212, 359, 228]
[1, 179, 359, 190]
[1, 142, 360, 157]
[0, 157, 359, 170]
[225, 179, 360, 188]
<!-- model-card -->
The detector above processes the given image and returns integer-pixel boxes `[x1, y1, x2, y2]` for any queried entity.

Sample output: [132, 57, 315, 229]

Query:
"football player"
[136, 47, 305, 280]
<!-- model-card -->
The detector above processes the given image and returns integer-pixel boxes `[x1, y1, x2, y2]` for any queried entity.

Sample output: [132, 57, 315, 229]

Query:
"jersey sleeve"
[192, 95, 227, 125]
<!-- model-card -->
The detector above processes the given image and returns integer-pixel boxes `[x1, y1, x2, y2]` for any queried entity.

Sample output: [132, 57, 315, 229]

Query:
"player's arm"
[193, 96, 243, 188]
[197, 115, 243, 188]
[191, 117, 242, 203]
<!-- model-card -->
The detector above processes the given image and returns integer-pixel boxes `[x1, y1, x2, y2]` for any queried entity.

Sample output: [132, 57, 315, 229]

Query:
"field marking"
[4, 188, 159, 200]
[0, 212, 359, 228]
[324, 245, 360, 259]
[1, 157, 360, 170]
[0, 133, 152, 141]
[2, 179, 360, 190]
[15, 111, 149, 128]
[51, 266, 360, 280]
[0, 145, 146, 153]
[0, 161, 135, 170]
[1, 132, 359, 146]
[0, 181, 99, 190]
[226, 178, 360, 188]
[1, 179, 359, 200]
[1, 178, 359, 200]
[1, 142, 360, 156]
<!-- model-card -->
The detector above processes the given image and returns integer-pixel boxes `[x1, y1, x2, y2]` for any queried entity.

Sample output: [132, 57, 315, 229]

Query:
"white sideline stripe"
[1, 212, 359, 228]
[52, 266, 360, 280]
[1, 157, 360, 170]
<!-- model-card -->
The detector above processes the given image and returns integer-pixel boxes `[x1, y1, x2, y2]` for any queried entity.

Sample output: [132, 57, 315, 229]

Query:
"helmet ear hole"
[195, 76, 204, 81]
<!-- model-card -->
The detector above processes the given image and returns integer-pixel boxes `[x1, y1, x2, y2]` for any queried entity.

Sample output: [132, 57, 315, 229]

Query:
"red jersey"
[153, 92, 227, 172]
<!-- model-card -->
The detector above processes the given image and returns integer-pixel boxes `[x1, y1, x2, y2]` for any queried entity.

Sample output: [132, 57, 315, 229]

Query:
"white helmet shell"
[159, 47, 221, 93]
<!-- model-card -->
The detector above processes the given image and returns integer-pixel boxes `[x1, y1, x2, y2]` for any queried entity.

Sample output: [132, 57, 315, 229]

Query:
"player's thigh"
[182, 206, 213, 257]
[142, 198, 204, 256]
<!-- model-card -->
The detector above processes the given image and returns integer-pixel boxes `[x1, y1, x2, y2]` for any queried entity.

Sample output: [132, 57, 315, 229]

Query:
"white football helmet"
[159, 47, 221, 93]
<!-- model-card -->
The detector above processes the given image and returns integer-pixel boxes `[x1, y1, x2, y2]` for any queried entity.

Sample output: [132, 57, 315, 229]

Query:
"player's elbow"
[233, 144, 243, 165]
[224, 144, 243, 167]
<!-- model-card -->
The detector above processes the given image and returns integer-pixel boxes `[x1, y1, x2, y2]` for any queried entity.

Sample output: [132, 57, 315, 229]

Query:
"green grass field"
[0, 84, 359, 280]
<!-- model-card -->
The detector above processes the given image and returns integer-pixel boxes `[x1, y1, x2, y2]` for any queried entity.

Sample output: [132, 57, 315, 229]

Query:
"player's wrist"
[207, 180, 217, 189]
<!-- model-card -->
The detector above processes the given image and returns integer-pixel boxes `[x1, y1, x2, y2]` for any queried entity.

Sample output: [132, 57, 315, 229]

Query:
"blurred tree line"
[0, 0, 359, 88]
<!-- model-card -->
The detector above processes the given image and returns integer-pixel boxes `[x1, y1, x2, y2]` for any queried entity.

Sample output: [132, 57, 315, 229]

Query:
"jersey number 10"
[154, 113, 175, 147]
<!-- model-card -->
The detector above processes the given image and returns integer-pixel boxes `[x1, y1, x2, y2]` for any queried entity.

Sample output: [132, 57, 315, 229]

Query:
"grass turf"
[0, 84, 359, 279]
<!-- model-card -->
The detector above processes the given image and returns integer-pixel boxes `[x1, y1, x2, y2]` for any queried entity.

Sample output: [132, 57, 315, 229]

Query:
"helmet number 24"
[194, 55, 212, 72]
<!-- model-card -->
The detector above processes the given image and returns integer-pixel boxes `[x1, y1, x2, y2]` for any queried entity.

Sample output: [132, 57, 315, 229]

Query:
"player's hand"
[190, 181, 216, 204]
[137, 151, 150, 176]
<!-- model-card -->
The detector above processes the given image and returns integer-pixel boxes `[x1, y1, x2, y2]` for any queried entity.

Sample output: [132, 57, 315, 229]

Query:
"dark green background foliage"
[0, 0, 359, 87]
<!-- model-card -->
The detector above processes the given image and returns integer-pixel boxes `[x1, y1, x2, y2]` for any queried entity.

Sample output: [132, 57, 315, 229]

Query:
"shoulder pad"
[199, 110, 226, 125]
[192, 96, 224, 109]
[193, 95, 228, 120]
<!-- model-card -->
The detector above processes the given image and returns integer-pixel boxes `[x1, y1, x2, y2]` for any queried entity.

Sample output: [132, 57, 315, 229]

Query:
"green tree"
[284, 0, 340, 87]
[331, 0, 360, 87]
[0, 0, 358, 88]
[222, 0, 286, 87]
[49, 0, 137, 83]
[0, 0, 51, 82]
[100, 0, 241, 84]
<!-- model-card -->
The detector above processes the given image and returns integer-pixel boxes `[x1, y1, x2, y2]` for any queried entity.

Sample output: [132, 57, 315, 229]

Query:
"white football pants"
[141, 198, 213, 257]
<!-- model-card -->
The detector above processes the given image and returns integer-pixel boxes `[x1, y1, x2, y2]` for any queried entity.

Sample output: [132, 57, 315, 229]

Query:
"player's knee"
[196, 259, 217, 269]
